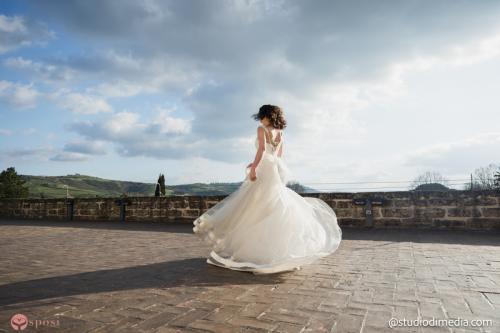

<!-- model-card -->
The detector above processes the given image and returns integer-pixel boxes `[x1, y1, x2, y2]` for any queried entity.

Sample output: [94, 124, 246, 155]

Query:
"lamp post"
[63, 185, 69, 198]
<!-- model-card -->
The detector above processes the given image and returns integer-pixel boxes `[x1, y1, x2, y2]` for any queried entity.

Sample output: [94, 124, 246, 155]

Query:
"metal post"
[120, 199, 126, 222]
[66, 199, 74, 221]
[115, 199, 128, 222]
[352, 197, 383, 228]
[365, 199, 373, 227]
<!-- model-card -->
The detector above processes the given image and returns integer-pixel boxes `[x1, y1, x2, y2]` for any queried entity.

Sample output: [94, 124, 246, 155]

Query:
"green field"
[21, 174, 315, 198]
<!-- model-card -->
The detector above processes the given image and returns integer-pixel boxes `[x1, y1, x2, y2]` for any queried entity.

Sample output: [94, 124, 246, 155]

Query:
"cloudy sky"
[1, 0, 499, 191]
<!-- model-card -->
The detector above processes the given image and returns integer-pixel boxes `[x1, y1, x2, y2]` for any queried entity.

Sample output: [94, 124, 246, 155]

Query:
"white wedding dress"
[193, 125, 342, 274]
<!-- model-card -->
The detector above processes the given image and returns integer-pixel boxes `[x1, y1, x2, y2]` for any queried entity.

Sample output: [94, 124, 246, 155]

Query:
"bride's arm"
[277, 131, 283, 157]
[277, 143, 283, 157]
[251, 126, 265, 169]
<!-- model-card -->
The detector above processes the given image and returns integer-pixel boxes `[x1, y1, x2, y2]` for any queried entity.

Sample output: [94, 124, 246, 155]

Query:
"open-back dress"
[193, 124, 342, 274]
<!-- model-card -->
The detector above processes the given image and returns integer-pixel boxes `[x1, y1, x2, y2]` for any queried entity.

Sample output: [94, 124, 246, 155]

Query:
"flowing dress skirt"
[193, 153, 342, 274]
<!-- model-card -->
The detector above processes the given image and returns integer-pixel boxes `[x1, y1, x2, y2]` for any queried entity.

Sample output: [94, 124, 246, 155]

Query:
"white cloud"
[403, 132, 500, 173]
[50, 151, 90, 162]
[63, 140, 107, 155]
[0, 15, 25, 33]
[4, 56, 74, 81]
[67, 110, 198, 159]
[146, 107, 192, 135]
[0, 128, 37, 136]
[447, 32, 500, 66]
[0, 145, 54, 162]
[0, 80, 41, 109]
[22, 128, 37, 135]
[77, 110, 192, 137]
[49, 89, 113, 114]
[6, 50, 203, 99]
[0, 14, 54, 54]
[88, 81, 152, 98]
[84, 50, 203, 98]
[387, 30, 500, 77]
[104, 111, 141, 136]
[0, 140, 105, 163]
[0, 128, 13, 136]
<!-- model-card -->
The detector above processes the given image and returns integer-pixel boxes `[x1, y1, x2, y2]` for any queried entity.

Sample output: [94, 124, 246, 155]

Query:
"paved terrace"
[0, 219, 499, 333]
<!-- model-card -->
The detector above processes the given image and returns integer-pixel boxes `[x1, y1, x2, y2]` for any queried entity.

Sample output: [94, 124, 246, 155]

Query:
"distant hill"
[20, 173, 317, 198]
[21, 174, 155, 198]
[412, 183, 455, 191]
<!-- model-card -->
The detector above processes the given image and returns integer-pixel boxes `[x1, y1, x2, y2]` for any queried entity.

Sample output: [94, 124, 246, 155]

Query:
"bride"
[193, 104, 342, 274]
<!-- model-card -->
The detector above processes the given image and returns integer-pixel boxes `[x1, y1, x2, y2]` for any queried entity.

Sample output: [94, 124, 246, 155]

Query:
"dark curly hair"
[251, 104, 287, 129]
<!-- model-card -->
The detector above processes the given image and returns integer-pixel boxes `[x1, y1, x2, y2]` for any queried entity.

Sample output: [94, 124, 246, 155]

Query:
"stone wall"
[0, 190, 499, 230]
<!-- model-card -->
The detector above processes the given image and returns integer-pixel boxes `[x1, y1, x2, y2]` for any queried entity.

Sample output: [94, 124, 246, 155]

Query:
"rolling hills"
[20, 173, 315, 198]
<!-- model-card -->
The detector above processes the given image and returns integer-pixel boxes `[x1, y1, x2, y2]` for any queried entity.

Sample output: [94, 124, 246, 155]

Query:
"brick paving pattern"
[0, 219, 499, 333]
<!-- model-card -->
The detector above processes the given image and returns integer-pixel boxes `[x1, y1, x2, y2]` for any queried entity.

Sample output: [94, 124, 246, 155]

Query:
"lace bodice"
[255, 125, 283, 156]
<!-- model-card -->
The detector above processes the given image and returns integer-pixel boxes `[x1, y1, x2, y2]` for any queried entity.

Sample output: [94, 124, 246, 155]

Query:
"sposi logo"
[10, 313, 60, 330]
[10, 314, 28, 331]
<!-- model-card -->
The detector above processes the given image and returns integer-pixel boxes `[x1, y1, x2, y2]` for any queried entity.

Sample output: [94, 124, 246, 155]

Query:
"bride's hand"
[246, 162, 253, 168]
[249, 167, 257, 181]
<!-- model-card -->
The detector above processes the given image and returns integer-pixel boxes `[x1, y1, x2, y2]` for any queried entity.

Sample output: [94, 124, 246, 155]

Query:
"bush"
[0, 167, 29, 199]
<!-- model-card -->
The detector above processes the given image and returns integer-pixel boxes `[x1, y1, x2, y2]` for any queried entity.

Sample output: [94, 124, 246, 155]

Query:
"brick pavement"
[0, 219, 499, 333]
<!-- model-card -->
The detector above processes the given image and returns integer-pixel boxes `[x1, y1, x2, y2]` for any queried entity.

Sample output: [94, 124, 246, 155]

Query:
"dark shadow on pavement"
[0, 218, 193, 234]
[340, 226, 500, 246]
[0, 257, 288, 308]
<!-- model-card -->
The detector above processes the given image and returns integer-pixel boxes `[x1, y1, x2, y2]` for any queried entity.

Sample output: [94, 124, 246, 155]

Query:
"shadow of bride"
[0, 219, 195, 234]
[0, 257, 292, 307]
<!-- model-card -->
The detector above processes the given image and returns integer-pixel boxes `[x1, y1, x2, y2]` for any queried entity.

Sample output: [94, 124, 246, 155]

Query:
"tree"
[159, 174, 166, 196]
[155, 173, 166, 197]
[467, 163, 499, 190]
[0, 167, 29, 198]
[494, 170, 500, 191]
[154, 182, 161, 197]
[287, 181, 306, 193]
[410, 171, 450, 191]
